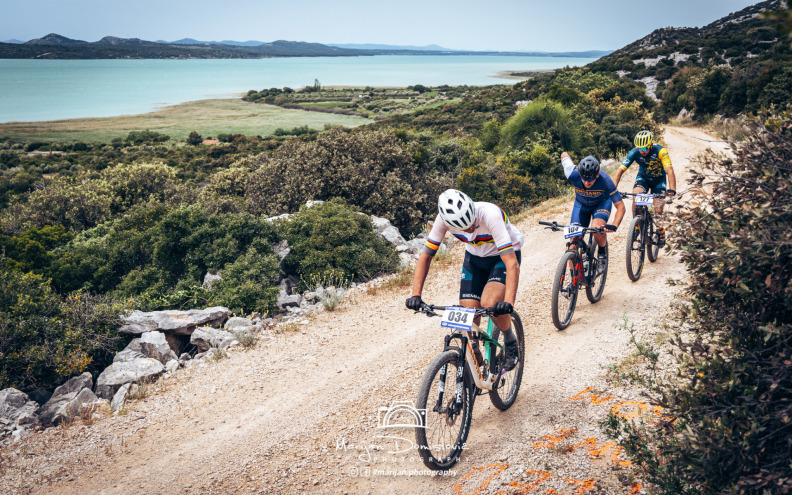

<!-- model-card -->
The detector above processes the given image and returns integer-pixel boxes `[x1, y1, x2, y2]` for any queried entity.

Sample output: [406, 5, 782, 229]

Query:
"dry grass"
[0, 99, 372, 142]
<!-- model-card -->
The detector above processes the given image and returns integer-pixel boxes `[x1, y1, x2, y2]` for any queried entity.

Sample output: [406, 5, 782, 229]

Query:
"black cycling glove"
[406, 295, 423, 310]
[493, 302, 513, 316]
[666, 189, 676, 197]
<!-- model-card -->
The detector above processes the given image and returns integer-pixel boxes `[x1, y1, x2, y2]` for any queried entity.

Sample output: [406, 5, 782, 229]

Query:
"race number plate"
[564, 225, 584, 239]
[441, 306, 475, 331]
[635, 193, 654, 206]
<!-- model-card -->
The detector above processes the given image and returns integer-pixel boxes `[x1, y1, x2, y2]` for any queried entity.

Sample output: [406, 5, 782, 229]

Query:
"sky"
[0, 0, 764, 52]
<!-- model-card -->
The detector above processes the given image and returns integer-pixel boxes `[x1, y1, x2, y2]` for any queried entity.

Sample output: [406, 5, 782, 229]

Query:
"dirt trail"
[0, 126, 731, 495]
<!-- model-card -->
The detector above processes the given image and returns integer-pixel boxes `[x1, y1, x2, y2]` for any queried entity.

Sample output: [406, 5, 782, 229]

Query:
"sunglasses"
[638, 146, 650, 153]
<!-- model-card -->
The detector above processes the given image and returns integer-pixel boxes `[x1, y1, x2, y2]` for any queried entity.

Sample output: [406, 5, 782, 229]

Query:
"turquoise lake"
[0, 55, 598, 123]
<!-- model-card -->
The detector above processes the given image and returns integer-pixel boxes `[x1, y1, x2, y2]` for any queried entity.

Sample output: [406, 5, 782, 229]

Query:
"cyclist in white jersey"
[406, 189, 524, 371]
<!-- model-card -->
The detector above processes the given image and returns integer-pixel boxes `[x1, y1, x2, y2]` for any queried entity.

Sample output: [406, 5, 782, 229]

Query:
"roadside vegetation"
[604, 109, 792, 494]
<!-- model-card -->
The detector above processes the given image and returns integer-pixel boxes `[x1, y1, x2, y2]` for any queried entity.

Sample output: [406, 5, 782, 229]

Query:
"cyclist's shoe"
[503, 340, 519, 372]
[657, 229, 666, 248]
[597, 255, 608, 275]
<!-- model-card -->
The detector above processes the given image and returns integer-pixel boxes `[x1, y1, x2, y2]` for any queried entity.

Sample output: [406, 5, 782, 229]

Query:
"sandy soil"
[0, 126, 732, 495]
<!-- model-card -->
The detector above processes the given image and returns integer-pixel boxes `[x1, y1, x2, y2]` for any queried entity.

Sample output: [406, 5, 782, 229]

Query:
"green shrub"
[499, 99, 581, 153]
[278, 199, 399, 281]
[0, 259, 127, 393]
[604, 112, 792, 493]
[245, 128, 451, 236]
[48, 204, 280, 313]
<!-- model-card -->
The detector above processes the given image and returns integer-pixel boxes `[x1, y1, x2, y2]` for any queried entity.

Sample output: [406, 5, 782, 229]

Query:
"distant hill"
[585, 0, 790, 119]
[606, 0, 781, 58]
[2, 39, 24, 44]
[329, 43, 452, 51]
[25, 33, 87, 45]
[0, 35, 366, 59]
[161, 38, 268, 46]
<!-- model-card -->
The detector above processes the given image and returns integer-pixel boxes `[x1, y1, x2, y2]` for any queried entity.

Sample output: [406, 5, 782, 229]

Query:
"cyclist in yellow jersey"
[613, 130, 676, 247]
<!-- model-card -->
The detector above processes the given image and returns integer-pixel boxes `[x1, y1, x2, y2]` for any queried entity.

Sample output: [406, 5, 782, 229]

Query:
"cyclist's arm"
[560, 152, 576, 179]
[613, 167, 625, 186]
[660, 148, 677, 194]
[412, 217, 448, 296]
[616, 150, 636, 187]
[410, 252, 433, 297]
[500, 252, 520, 306]
[610, 199, 626, 231]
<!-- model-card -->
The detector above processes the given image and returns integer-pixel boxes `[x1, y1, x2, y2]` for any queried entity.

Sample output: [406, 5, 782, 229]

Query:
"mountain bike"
[620, 191, 669, 281]
[412, 303, 524, 471]
[539, 221, 615, 330]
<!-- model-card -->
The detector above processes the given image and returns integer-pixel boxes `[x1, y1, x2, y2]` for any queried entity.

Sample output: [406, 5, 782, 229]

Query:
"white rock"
[95, 359, 165, 399]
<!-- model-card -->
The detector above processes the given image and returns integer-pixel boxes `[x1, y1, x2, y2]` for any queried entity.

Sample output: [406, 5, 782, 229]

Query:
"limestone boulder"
[118, 307, 231, 335]
[0, 388, 39, 427]
[39, 380, 99, 426]
[190, 327, 235, 352]
[95, 359, 165, 400]
[140, 331, 178, 364]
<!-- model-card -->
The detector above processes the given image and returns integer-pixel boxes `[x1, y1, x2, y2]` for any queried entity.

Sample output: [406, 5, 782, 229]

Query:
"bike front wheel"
[551, 250, 579, 330]
[647, 219, 660, 263]
[415, 351, 474, 471]
[488, 311, 525, 410]
[626, 216, 645, 281]
[586, 243, 608, 303]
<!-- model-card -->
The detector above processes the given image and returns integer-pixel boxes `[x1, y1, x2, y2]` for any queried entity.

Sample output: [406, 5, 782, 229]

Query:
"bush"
[604, 112, 792, 493]
[48, 204, 281, 314]
[245, 128, 451, 236]
[499, 99, 581, 153]
[278, 200, 399, 281]
[0, 258, 127, 393]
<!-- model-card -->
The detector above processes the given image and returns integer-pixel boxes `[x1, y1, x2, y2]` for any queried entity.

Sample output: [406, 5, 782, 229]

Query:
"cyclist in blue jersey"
[613, 130, 676, 247]
[560, 152, 626, 268]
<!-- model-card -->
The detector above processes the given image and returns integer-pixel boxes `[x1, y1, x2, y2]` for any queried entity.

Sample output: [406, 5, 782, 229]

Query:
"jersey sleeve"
[603, 173, 623, 204]
[422, 214, 448, 256]
[561, 156, 576, 179]
[620, 149, 636, 170]
[481, 207, 515, 256]
[659, 147, 672, 169]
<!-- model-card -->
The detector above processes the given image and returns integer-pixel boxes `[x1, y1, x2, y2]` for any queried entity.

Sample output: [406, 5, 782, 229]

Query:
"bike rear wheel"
[586, 243, 608, 303]
[551, 250, 579, 330]
[415, 351, 474, 471]
[488, 312, 525, 410]
[647, 219, 660, 263]
[626, 216, 645, 281]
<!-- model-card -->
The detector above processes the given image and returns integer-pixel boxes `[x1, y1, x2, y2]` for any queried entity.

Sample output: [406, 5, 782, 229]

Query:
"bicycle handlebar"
[538, 221, 616, 233]
[416, 303, 499, 318]
[620, 191, 669, 199]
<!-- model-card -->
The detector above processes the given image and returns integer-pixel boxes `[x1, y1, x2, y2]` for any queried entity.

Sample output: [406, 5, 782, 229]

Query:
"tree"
[186, 130, 202, 146]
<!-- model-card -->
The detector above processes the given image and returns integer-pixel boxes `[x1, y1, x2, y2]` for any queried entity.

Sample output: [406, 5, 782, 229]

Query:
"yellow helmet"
[634, 130, 653, 148]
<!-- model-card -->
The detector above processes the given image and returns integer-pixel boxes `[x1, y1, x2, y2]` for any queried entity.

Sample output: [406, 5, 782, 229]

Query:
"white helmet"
[438, 189, 476, 230]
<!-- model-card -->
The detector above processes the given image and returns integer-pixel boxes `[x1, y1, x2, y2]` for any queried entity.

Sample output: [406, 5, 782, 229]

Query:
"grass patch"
[0, 99, 373, 143]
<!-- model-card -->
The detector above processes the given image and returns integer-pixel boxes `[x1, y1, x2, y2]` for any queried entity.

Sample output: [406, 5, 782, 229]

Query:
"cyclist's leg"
[650, 179, 668, 246]
[459, 252, 488, 363]
[480, 252, 521, 371]
[591, 199, 613, 248]
[459, 251, 485, 310]
[479, 251, 522, 331]
[651, 178, 667, 215]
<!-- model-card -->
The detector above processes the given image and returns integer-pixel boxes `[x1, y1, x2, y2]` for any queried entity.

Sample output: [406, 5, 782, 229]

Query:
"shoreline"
[492, 68, 556, 80]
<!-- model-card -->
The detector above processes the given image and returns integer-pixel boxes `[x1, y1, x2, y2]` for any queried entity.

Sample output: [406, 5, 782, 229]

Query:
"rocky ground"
[0, 126, 732, 495]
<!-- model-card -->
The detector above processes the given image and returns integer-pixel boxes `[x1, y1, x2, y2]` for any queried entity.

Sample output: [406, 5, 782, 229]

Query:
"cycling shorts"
[460, 251, 522, 301]
[634, 175, 666, 194]
[571, 198, 612, 227]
